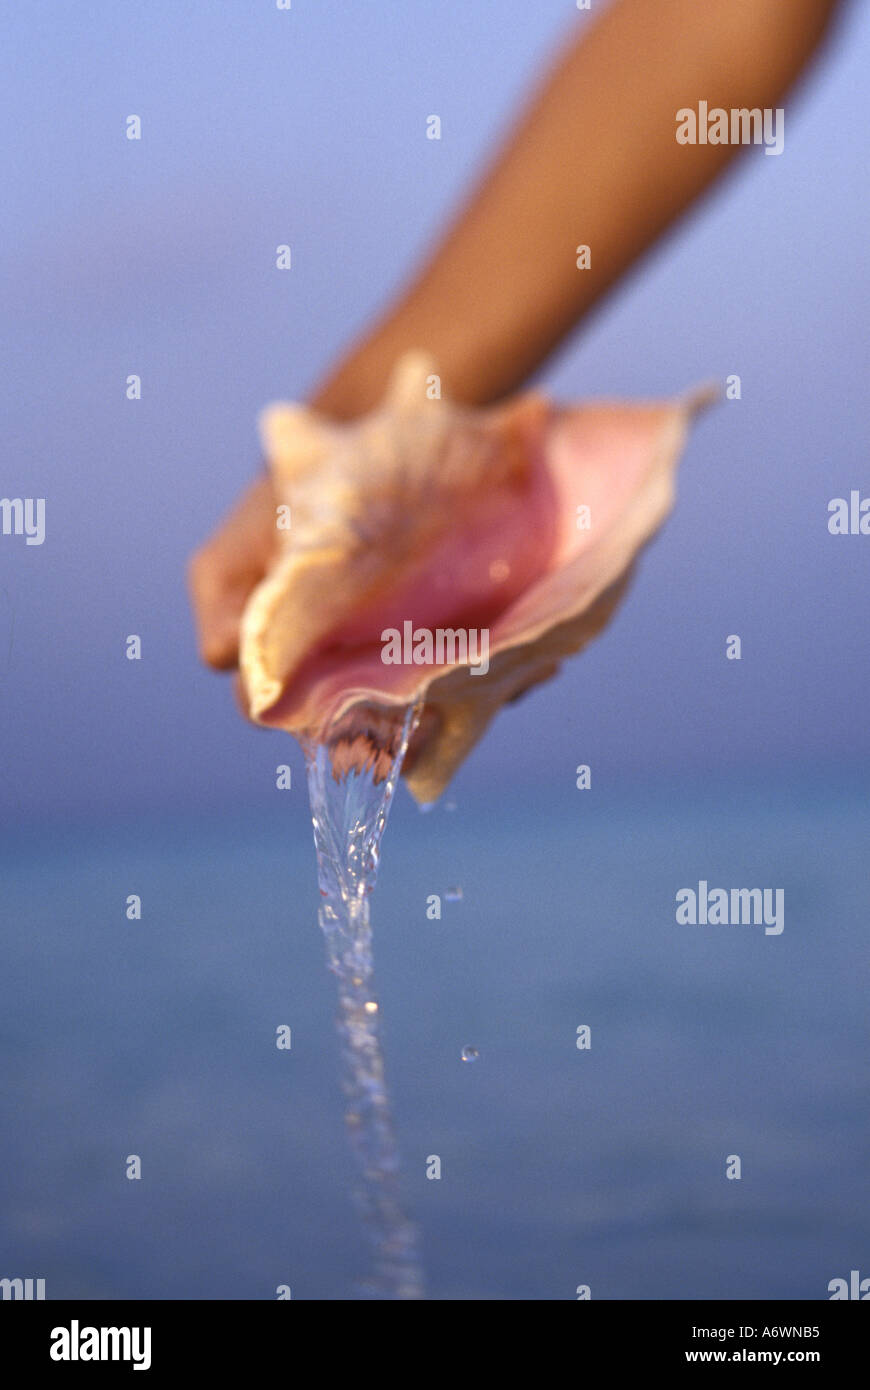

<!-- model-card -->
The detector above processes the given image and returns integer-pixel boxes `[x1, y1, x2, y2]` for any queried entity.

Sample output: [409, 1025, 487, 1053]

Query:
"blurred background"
[1, 0, 867, 1298]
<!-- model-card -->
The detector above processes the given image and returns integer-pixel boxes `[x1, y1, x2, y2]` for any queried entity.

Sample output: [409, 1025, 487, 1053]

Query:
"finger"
[187, 548, 250, 670]
[187, 474, 278, 670]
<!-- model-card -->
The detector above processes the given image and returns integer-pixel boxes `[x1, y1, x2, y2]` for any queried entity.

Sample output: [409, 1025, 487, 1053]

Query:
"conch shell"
[239, 353, 711, 803]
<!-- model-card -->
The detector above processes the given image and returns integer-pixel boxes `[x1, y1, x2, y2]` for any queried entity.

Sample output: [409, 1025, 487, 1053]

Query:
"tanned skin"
[189, 0, 842, 672]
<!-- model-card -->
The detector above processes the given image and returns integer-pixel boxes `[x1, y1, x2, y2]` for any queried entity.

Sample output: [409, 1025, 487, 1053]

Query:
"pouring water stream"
[302, 701, 425, 1300]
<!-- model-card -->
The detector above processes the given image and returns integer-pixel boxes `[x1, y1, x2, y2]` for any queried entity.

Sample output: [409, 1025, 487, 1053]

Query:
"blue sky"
[1, 0, 868, 820]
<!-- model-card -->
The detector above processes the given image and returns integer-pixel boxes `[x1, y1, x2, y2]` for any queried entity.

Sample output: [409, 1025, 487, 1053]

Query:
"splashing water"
[302, 701, 424, 1300]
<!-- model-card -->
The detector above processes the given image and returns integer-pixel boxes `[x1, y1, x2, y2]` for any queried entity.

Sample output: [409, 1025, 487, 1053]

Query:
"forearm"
[312, 0, 840, 418]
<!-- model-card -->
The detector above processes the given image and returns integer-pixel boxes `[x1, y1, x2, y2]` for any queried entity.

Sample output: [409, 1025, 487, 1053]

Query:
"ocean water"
[1, 773, 867, 1301]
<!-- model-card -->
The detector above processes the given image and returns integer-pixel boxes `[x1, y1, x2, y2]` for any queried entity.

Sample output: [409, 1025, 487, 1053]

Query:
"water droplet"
[461, 1046, 479, 1063]
[443, 800, 457, 813]
[364, 1000, 379, 1014]
[445, 886, 463, 902]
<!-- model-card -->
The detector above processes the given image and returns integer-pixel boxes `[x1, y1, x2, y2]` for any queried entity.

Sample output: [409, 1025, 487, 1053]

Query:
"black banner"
[1, 1299, 865, 1374]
